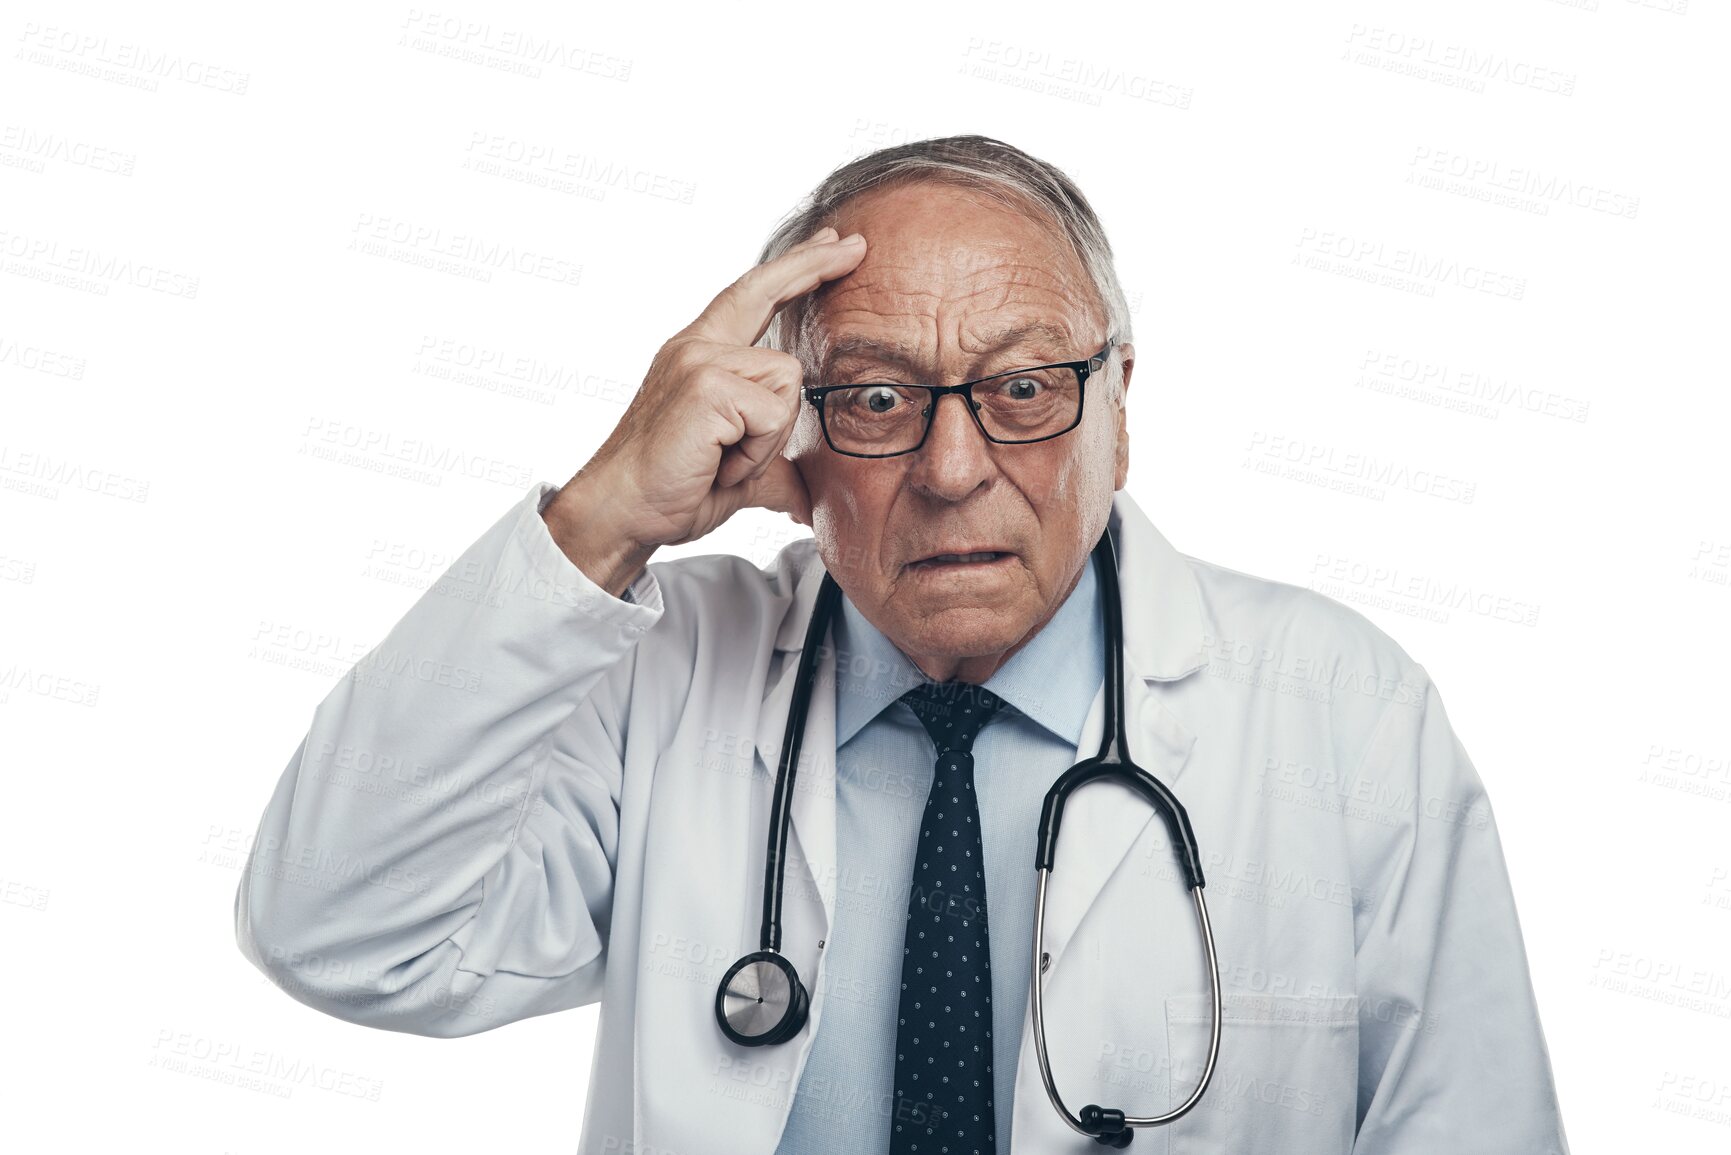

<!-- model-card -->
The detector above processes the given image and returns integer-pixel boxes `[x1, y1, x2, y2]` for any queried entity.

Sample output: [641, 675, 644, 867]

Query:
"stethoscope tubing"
[1026, 524, 1222, 1143]
[757, 573, 842, 954]
[1030, 876, 1222, 1137]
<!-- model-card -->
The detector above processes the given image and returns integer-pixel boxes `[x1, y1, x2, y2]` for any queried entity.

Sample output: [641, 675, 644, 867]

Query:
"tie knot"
[900, 681, 1006, 753]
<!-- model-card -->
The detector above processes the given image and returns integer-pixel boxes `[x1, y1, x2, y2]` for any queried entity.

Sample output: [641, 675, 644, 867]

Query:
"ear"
[1113, 342, 1134, 490]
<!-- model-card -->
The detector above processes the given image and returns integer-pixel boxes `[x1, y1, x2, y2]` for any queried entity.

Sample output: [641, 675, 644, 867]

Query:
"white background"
[3, 0, 1727, 1151]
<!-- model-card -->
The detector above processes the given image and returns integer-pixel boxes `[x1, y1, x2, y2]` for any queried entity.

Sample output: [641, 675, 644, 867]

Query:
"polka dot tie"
[889, 681, 1006, 1155]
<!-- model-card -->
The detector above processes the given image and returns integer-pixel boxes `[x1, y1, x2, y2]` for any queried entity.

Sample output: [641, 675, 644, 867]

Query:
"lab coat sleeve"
[1350, 672, 1570, 1153]
[233, 481, 663, 1037]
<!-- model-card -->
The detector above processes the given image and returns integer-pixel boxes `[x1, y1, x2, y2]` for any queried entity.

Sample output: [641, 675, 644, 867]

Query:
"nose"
[907, 391, 997, 501]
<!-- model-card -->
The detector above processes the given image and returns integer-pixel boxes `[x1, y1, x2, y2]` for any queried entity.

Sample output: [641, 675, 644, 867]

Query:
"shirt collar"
[831, 558, 1104, 748]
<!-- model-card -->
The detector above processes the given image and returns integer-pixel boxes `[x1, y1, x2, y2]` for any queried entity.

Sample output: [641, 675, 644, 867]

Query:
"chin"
[901, 607, 1028, 658]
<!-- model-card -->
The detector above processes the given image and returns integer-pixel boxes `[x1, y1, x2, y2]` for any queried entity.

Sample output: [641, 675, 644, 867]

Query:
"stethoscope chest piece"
[715, 949, 810, 1047]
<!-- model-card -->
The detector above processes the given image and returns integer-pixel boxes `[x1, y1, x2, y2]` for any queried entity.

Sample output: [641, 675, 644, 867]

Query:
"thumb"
[743, 456, 812, 527]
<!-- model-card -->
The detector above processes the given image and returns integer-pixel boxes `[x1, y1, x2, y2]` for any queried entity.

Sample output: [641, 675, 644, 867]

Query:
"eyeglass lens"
[821, 365, 1082, 454]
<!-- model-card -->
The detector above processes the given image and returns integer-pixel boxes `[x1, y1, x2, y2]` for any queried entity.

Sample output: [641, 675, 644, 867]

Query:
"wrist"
[542, 480, 658, 599]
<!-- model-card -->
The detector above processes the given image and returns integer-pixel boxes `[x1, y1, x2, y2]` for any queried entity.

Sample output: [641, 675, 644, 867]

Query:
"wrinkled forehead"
[802, 182, 1102, 379]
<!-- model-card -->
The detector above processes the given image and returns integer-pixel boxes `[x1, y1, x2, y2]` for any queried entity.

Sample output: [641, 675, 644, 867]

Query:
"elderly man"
[234, 136, 1569, 1153]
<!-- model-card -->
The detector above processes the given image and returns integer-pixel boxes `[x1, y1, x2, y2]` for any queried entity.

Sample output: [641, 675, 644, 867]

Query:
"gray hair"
[755, 134, 1131, 399]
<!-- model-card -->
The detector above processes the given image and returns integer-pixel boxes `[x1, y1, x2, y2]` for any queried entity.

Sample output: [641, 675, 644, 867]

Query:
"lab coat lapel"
[631, 544, 838, 1155]
[1035, 490, 1207, 977]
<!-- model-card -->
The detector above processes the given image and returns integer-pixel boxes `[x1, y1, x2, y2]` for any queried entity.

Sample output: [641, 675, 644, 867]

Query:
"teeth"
[928, 552, 998, 564]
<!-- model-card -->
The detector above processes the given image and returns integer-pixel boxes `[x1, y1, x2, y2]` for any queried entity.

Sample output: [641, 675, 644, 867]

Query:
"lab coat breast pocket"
[1163, 993, 1358, 1155]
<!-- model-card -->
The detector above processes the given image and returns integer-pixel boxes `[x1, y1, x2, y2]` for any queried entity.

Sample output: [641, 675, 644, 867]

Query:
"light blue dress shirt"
[773, 560, 1104, 1154]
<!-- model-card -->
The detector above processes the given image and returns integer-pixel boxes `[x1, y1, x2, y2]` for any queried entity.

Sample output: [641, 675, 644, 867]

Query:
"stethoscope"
[714, 524, 1222, 1147]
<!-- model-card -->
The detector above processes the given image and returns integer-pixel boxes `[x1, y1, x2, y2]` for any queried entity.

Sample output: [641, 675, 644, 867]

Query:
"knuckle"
[726, 266, 764, 301]
[663, 336, 713, 376]
[692, 363, 734, 395]
[652, 336, 690, 372]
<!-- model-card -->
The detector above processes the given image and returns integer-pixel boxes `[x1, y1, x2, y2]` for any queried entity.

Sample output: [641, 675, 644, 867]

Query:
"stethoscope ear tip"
[1080, 1104, 1134, 1147]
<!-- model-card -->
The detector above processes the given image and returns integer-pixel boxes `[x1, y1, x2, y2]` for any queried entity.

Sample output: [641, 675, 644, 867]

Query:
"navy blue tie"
[889, 681, 1007, 1155]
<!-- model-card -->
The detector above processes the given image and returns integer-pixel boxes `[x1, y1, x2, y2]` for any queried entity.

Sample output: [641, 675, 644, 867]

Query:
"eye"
[995, 375, 1043, 401]
[858, 385, 903, 413]
[833, 384, 913, 414]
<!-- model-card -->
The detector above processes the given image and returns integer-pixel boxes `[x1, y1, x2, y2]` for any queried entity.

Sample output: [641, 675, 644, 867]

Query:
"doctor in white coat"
[234, 136, 1569, 1153]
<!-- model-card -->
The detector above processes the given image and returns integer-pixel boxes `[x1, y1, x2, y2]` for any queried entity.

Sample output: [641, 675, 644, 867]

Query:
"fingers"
[708, 368, 799, 490]
[705, 344, 806, 400]
[791, 225, 838, 250]
[744, 455, 812, 527]
[685, 229, 868, 348]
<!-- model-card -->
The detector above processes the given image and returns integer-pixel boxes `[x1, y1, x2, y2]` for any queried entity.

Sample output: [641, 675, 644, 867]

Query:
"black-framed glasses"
[802, 337, 1116, 459]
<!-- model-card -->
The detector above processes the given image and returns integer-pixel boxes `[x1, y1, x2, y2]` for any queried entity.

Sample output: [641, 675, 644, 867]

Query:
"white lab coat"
[234, 481, 1569, 1153]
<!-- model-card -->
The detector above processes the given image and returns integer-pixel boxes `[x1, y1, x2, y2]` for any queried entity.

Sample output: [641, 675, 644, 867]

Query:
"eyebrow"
[820, 321, 1080, 382]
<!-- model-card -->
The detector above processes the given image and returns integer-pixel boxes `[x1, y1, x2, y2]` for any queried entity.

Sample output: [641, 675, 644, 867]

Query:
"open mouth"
[908, 551, 1014, 571]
